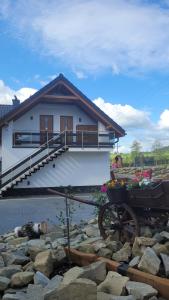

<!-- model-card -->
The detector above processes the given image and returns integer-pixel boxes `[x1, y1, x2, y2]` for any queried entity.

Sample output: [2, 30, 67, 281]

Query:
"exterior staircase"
[0, 132, 68, 196]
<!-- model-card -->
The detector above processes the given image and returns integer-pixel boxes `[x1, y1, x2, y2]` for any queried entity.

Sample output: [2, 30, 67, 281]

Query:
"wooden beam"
[43, 95, 78, 100]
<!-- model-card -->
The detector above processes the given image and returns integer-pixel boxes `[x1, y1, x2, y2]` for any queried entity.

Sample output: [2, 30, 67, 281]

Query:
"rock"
[138, 247, 160, 275]
[0, 266, 22, 278]
[70, 234, 87, 247]
[79, 237, 102, 246]
[153, 233, 164, 243]
[8, 237, 28, 246]
[56, 238, 67, 246]
[63, 261, 106, 285]
[152, 243, 169, 256]
[132, 237, 156, 257]
[0, 243, 6, 252]
[62, 267, 84, 285]
[27, 246, 44, 261]
[97, 271, 129, 296]
[140, 226, 152, 237]
[126, 281, 158, 300]
[160, 231, 169, 240]
[28, 239, 46, 248]
[0, 256, 5, 267]
[79, 261, 107, 284]
[78, 244, 95, 254]
[42, 228, 64, 241]
[52, 246, 66, 263]
[2, 294, 25, 300]
[97, 294, 135, 300]
[129, 256, 140, 268]
[11, 272, 34, 287]
[160, 253, 169, 277]
[93, 241, 106, 252]
[2, 252, 30, 266]
[0, 276, 10, 291]
[23, 261, 34, 272]
[97, 293, 114, 300]
[87, 218, 97, 225]
[70, 229, 81, 238]
[26, 284, 44, 300]
[44, 278, 97, 300]
[34, 271, 50, 287]
[84, 225, 100, 238]
[105, 240, 123, 253]
[34, 250, 53, 277]
[45, 275, 63, 291]
[97, 248, 112, 258]
[112, 242, 131, 262]
[51, 241, 59, 249]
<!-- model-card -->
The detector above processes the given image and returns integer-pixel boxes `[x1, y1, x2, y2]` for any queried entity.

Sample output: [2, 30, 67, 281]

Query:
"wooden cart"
[98, 181, 169, 243]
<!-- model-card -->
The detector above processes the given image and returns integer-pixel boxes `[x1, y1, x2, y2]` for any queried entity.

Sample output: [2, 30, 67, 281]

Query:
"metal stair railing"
[0, 131, 66, 189]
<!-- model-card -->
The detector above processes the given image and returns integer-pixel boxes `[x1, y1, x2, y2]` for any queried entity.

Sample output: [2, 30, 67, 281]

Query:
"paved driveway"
[0, 194, 95, 234]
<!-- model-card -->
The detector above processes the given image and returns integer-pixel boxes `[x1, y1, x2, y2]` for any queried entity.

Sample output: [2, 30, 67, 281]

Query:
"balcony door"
[76, 125, 98, 146]
[40, 115, 53, 145]
[60, 116, 73, 145]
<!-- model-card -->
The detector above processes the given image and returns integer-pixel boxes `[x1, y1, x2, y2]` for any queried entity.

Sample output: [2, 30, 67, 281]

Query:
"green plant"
[92, 190, 108, 216]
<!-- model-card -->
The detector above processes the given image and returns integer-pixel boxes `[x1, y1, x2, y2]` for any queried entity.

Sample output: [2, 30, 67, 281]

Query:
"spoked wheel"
[98, 202, 139, 243]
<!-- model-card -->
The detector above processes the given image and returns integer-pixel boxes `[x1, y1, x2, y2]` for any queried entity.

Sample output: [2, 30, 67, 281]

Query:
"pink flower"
[101, 184, 107, 193]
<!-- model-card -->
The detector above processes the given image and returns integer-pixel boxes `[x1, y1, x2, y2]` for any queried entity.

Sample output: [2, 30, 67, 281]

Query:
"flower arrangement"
[101, 169, 154, 193]
[127, 169, 153, 190]
[101, 179, 126, 193]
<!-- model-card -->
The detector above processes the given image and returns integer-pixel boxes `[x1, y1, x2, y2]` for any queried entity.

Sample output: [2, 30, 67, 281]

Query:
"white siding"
[14, 151, 110, 188]
[13, 103, 96, 132]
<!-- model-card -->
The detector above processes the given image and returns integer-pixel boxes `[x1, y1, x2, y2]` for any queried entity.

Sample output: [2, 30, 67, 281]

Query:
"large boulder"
[44, 278, 97, 300]
[34, 250, 53, 277]
[126, 281, 158, 300]
[138, 247, 160, 275]
[11, 271, 34, 287]
[97, 271, 129, 296]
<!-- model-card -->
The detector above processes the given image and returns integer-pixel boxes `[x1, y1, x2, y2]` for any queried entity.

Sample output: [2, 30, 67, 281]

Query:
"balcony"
[13, 131, 118, 148]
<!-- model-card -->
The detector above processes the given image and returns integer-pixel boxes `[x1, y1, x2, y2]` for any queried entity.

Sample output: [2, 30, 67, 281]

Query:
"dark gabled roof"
[0, 105, 14, 119]
[0, 74, 126, 137]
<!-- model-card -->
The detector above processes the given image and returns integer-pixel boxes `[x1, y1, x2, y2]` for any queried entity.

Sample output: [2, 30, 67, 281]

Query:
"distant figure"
[112, 155, 123, 169]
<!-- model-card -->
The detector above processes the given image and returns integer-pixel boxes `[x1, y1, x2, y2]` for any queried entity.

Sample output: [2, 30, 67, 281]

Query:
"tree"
[130, 140, 142, 166]
[152, 140, 162, 165]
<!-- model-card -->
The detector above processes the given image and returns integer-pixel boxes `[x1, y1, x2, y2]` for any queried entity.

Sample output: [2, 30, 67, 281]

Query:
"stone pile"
[0, 219, 168, 299]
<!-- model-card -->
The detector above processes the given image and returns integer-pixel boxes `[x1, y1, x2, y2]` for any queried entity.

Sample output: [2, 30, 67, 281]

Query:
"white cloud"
[93, 97, 151, 129]
[158, 109, 169, 129]
[93, 96, 169, 152]
[2, 1, 169, 74]
[0, 80, 36, 104]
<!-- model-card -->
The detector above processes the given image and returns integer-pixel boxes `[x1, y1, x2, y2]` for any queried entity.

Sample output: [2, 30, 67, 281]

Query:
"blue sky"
[1, 0, 169, 152]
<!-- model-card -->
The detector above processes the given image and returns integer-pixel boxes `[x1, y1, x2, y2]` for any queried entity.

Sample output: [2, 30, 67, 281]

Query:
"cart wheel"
[98, 202, 139, 243]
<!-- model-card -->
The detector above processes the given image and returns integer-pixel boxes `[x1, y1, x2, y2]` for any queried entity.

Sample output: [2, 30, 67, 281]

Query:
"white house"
[0, 74, 125, 196]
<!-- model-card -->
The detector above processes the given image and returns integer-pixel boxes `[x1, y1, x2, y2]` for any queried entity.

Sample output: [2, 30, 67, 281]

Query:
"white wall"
[13, 103, 96, 132]
[1, 103, 109, 172]
[14, 151, 110, 188]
